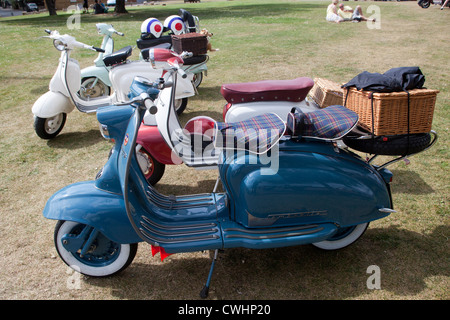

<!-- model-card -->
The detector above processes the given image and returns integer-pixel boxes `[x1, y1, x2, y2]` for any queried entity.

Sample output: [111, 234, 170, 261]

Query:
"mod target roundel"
[164, 15, 185, 35]
[141, 18, 163, 38]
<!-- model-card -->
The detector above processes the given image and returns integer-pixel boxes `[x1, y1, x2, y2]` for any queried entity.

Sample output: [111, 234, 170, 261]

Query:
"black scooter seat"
[103, 45, 133, 67]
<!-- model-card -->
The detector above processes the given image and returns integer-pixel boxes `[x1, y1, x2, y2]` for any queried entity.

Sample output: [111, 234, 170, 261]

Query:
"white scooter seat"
[214, 113, 286, 154]
[220, 77, 314, 103]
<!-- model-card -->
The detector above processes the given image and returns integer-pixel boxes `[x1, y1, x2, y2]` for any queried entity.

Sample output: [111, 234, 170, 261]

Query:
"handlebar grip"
[144, 99, 158, 114]
[93, 47, 105, 53]
[177, 68, 187, 79]
[116, 32, 125, 36]
[44, 29, 51, 34]
[149, 105, 158, 115]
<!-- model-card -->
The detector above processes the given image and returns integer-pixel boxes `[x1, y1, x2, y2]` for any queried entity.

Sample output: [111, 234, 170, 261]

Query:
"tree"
[44, 0, 57, 15]
[114, 0, 127, 14]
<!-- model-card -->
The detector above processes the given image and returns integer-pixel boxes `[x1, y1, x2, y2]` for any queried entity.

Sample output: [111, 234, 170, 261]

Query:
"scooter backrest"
[179, 9, 197, 33]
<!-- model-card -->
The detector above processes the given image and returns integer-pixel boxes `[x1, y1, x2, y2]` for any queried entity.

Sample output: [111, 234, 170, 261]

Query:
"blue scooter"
[42, 54, 435, 298]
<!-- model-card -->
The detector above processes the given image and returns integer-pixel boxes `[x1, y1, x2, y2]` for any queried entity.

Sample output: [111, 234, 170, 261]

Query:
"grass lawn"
[0, 0, 448, 300]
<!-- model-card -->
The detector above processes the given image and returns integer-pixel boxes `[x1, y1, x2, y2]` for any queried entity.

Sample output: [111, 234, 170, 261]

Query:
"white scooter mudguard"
[224, 99, 319, 123]
[32, 91, 74, 118]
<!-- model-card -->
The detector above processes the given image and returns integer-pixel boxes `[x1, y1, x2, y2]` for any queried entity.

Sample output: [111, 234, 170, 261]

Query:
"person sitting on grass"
[100, 0, 108, 13]
[338, 3, 375, 23]
[93, 0, 106, 14]
[326, 0, 344, 23]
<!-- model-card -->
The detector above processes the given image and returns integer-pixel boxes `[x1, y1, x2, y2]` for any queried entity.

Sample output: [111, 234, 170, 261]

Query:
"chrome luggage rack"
[367, 130, 438, 170]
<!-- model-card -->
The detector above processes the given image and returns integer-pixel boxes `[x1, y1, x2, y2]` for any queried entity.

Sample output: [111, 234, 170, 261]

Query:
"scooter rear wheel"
[34, 113, 66, 139]
[312, 223, 369, 250]
[54, 221, 138, 277]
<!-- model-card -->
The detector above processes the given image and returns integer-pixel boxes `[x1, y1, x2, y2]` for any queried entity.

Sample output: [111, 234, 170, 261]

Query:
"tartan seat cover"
[214, 113, 286, 154]
[287, 105, 358, 139]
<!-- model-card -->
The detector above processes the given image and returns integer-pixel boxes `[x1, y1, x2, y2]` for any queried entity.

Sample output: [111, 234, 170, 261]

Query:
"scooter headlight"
[53, 39, 66, 51]
[99, 123, 111, 140]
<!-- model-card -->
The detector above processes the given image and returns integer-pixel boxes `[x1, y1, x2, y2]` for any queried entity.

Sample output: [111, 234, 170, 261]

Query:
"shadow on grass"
[0, 2, 323, 27]
[84, 224, 449, 299]
[47, 128, 104, 149]
[391, 169, 434, 195]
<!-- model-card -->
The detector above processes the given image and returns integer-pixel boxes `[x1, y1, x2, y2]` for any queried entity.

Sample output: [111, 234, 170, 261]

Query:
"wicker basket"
[171, 33, 207, 56]
[309, 78, 344, 108]
[343, 87, 439, 135]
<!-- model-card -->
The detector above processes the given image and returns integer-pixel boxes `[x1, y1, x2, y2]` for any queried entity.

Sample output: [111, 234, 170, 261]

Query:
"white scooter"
[32, 29, 195, 139]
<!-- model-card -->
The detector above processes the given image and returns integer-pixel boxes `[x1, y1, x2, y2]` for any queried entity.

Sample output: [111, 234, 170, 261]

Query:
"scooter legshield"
[32, 91, 74, 118]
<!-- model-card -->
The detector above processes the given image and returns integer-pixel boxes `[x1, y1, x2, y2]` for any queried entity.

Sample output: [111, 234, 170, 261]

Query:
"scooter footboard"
[42, 181, 141, 244]
[221, 221, 338, 249]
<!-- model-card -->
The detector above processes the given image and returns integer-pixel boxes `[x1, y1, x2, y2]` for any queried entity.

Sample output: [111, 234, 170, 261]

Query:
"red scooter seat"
[220, 77, 314, 103]
[214, 113, 286, 154]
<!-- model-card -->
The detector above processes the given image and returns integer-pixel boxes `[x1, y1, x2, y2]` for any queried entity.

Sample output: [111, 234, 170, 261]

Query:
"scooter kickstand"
[200, 249, 219, 299]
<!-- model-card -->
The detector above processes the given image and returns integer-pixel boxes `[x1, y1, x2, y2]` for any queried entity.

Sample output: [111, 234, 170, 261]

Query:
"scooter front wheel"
[34, 113, 66, 139]
[54, 221, 138, 277]
[312, 223, 369, 250]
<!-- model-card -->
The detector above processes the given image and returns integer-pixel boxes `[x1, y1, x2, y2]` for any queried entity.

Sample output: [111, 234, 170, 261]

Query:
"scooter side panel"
[220, 141, 392, 229]
[32, 91, 74, 118]
[80, 65, 111, 87]
[43, 181, 141, 244]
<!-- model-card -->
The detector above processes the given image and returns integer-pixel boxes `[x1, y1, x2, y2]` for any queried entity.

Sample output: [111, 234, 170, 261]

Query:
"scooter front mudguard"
[43, 181, 141, 244]
[32, 91, 74, 118]
[80, 65, 111, 87]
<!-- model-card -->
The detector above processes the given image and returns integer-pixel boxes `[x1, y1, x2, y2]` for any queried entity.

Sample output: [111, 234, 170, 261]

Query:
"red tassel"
[159, 247, 173, 261]
[151, 245, 173, 261]
[151, 245, 160, 257]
